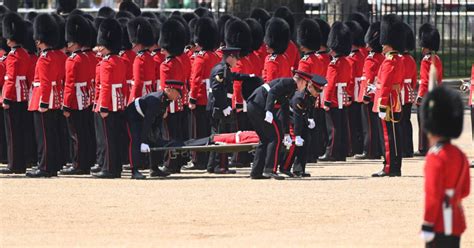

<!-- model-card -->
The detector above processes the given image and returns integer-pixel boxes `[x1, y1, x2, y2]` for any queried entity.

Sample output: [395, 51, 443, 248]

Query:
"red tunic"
[254, 43, 268, 66]
[285, 40, 300, 70]
[247, 52, 263, 77]
[401, 53, 417, 105]
[232, 56, 253, 110]
[0, 54, 6, 104]
[128, 50, 156, 104]
[347, 50, 365, 103]
[298, 52, 325, 108]
[93, 59, 102, 109]
[360, 52, 384, 103]
[262, 53, 291, 83]
[160, 56, 186, 113]
[29, 49, 63, 111]
[323, 56, 352, 109]
[423, 142, 470, 236]
[151, 49, 165, 91]
[98, 54, 127, 113]
[83, 49, 100, 105]
[373, 52, 404, 113]
[417, 53, 443, 99]
[177, 53, 191, 107]
[27, 53, 38, 88]
[63, 51, 91, 111]
[469, 65, 474, 106]
[2, 46, 30, 104]
[359, 47, 369, 59]
[215, 46, 224, 60]
[54, 50, 67, 87]
[119, 50, 136, 93]
[314, 51, 331, 76]
[189, 50, 220, 106]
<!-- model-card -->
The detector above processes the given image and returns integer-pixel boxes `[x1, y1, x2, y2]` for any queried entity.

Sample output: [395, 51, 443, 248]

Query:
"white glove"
[283, 134, 293, 147]
[308, 119, 315, 129]
[460, 82, 470, 92]
[420, 231, 435, 243]
[264, 111, 273, 124]
[378, 112, 386, 120]
[295, 136, 304, 147]
[222, 106, 232, 117]
[140, 143, 151, 153]
[366, 84, 376, 94]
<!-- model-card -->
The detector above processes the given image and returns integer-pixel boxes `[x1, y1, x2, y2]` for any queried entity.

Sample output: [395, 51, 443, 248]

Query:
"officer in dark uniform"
[246, 70, 323, 180]
[125, 80, 183, 179]
[206, 47, 241, 174]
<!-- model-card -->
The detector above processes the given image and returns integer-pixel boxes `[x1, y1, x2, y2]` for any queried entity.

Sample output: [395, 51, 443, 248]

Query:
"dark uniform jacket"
[133, 91, 171, 143]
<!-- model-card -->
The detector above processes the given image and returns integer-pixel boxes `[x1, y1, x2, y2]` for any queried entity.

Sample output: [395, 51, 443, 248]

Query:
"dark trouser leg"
[125, 109, 144, 171]
[191, 106, 210, 168]
[361, 103, 372, 156]
[324, 109, 336, 158]
[23, 110, 37, 165]
[312, 108, 327, 159]
[417, 107, 428, 153]
[85, 107, 97, 169]
[94, 112, 105, 168]
[117, 112, 130, 167]
[426, 234, 460, 248]
[207, 116, 230, 171]
[0, 109, 7, 162]
[4, 102, 27, 172]
[339, 108, 348, 160]
[349, 103, 363, 155]
[67, 110, 90, 171]
[293, 126, 310, 173]
[56, 112, 71, 167]
[34, 110, 61, 173]
[100, 112, 122, 176]
[247, 103, 268, 177]
[401, 104, 414, 157]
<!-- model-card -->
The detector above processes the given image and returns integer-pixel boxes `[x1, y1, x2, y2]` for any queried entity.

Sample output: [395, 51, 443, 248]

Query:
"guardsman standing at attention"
[0, 13, 30, 175]
[188, 17, 220, 170]
[419, 86, 470, 248]
[0, 36, 9, 164]
[117, 17, 135, 96]
[262, 17, 292, 83]
[27, 14, 63, 178]
[371, 14, 405, 177]
[415, 23, 443, 157]
[273, 7, 300, 70]
[460, 64, 474, 168]
[93, 18, 127, 179]
[319, 22, 352, 162]
[61, 14, 93, 175]
[127, 17, 156, 104]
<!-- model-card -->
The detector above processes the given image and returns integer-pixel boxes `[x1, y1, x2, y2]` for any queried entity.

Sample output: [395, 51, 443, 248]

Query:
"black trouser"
[401, 104, 414, 157]
[247, 102, 282, 176]
[231, 111, 253, 166]
[281, 124, 310, 173]
[33, 110, 61, 173]
[99, 112, 123, 176]
[66, 109, 92, 171]
[191, 106, 211, 168]
[117, 112, 130, 167]
[207, 114, 232, 172]
[4, 102, 28, 172]
[324, 108, 347, 160]
[94, 112, 105, 168]
[311, 108, 327, 160]
[417, 107, 429, 154]
[347, 102, 363, 155]
[361, 102, 382, 158]
[164, 112, 185, 141]
[426, 234, 460, 248]
[379, 114, 402, 174]
[85, 106, 97, 168]
[57, 112, 71, 167]
[471, 106, 474, 142]
[0, 108, 7, 163]
[23, 110, 37, 165]
[125, 106, 145, 171]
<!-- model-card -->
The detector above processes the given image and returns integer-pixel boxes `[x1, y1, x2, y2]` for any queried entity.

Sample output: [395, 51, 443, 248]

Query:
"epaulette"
[9, 48, 16, 54]
[423, 54, 431, 61]
[0, 55, 7, 62]
[368, 52, 375, 58]
[165, 56, 172, 63]
[428, 142, 444, 155]
[386, 53, 394, 60]
[137, 50, 146, 57]
[330, 57, 338, 65]
[269, 54, 277, 61]
[301, 54, 309, 61]
[215, 74, 224, 83]
[41, 50, 49, 58]
[119, 50, 125, 56]
[103, 54, 111, 61]
[198, 50, 206, 57]
[69, 52, 77, 59]
[349, 52, 355, 57]
[150, 51, 156, 56]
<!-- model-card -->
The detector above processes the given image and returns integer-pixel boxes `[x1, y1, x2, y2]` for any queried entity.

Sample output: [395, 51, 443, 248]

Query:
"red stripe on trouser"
[102, 118, 110, 171]
[271, 121, 281, 173]
[40, 113, 48, 170]
[328, 114, 335, 157]
[125, 122, 134, 169]
[381, 119, 391, 173]
[284, 145, 295, 170]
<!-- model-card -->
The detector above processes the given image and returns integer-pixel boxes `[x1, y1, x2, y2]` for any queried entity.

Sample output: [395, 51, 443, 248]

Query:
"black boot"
[0, 168, 26, 174]
[90, 165, 101, 173]
[318, 154, 336, 161]
[26, 170, 54, 178]
[150, 168, 170, 177]
[131, 169, 146, 179]
[60, 167, 90, 175]
[92, 171, 116, 179]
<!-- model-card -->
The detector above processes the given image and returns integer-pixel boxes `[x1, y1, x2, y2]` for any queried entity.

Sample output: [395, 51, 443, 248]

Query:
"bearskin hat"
[403, 22, 415, 51]
[83, 14, 94, 22]
[380, 14, 406, 52]
[188, 18, 197, 46]
[365, 21, 382, 53]
[23, 21, 36, 54]
[194, 17, 218, 51]
[141, 12, 157, 20]
[225, 18, 252, 57]
[2, 13, 26, 44]
[421, 86, 463, 138]
[159, 18, 186, 56]
[117, 18, 132, 50]
[183, 12, 198, 24]
[328, 21, 352, 56]
[345, 20, 364, 47]
[127, 17, 154, 47]
[250, 8, 270, 34]
[217, 14, 233, 45]
[350, 12, 370, 34]
[155, 12, 168, 23]
[98, 6, 116, 19]
[264, 17, 290, 54]
[115, 11, 134, 20]
[273, 6, 294, 36]
[169, 15, 190, 47]
[25, 11, 38, 23]
[33, 14, 59, 47]
[297, 18, 321, 51]
[66, 14, 90, 46]
[69, 9, 85, 17]
[194, 7, 213, 18]
[97, 18, 122, 53]
[119, 0, 141, 17]
[94, 16, 105, 31]
[57, 0, 77, 15]
[314, 18, 330, 48]
[147, 18, 161, 44]
[245, 18, 263, 51]
[86, 19, 97, 48]
[51, 13, 66, 49]
[418, 23, 440, 51]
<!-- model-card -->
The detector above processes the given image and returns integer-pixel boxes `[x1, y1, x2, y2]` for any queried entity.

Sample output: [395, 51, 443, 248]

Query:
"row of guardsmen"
[0, 1, 466, 180]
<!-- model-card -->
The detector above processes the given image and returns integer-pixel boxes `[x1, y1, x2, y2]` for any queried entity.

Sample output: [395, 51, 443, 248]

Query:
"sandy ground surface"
[1, 113, 473, 248]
